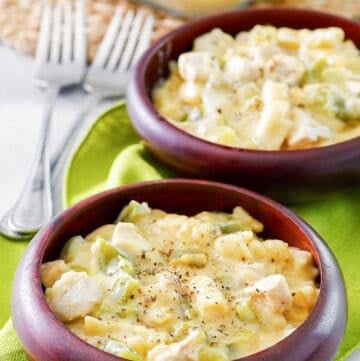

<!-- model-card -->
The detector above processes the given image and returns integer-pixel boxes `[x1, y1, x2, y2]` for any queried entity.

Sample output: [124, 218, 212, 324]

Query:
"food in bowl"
[41, 199, 319, 360]
[153, 25, 360, 150]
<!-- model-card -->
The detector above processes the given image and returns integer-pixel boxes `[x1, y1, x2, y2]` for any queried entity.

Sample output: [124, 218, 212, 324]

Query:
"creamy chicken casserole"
[153, 26, 360, 150]
[41, 201, 319, 360]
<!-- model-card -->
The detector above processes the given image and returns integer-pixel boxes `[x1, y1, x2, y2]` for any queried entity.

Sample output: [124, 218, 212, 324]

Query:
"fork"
[50, 7, 154, 213]
[0, 0, 86, 240]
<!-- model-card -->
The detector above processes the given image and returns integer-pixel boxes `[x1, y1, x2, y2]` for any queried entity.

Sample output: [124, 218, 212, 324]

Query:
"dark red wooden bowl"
[126, 7, 360, 202]
[12, 180, 346, 361]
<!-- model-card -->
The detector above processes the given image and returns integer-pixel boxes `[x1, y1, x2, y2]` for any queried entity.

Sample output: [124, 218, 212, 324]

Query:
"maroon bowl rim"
[12, 179, 346, 361]
[130, 6, 360, 159]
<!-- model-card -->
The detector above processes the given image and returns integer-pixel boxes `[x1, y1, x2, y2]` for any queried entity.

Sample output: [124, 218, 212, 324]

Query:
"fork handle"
[50, 92, 102, 214]
[5, 86, 60, 237]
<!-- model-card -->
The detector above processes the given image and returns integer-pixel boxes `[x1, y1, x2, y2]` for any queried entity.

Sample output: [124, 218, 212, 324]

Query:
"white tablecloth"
[0, 46, 111, 215]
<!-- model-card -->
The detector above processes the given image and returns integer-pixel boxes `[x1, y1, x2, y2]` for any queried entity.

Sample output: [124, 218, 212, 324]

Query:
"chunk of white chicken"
[277, 28, 300, 50]
[232, 206, 264, 233]
[147, 328, 206, 361]
[40, 260, 69, 288]
[189, 275, 229, 321]
[287, 107, 332, 147]
[248, 44, 282, 64]
[255, 80, 291, 150]
[194, 28, 235, 61]
[243, 274, 292, 329]
[45, 271, 103, 322]
[265, 54, 305, 86]
[223, 56, 262, 84]
[149, 272, 182, 306]
[200, 74, 232, 122]
[176, 217, 221, 249]
[288, 247, 319, 280]
[178, 52, 219, 82]
[214, 231, 254, 262]
[112, 222, 151, 259]
[141, 271, 183, 327]
[85, 224, 116, 242]
[255, 102, 291, 150]
[303, 27, 345, 50]
[247, 274, 292, 314]
[261, 80, 289, 103]
[179, 81, 202, 105]
[60, 236, 92, 272]
[235, 262, 268, 287]
[346, 80, 360, 96]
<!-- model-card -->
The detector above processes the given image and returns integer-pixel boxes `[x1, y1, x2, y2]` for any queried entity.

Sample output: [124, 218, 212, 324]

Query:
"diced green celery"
[104, 340, 142, 361]
[96, 239, 119, 266]
[94, 297, 136, 318]
[93, 297, 119, 317]
[172, 325, 206, 345]
[329, 95, 360, 121]
[306, 58, 327, 82]
[236, 296, 256, 322]
[116, 255, 136, 276]
[94, 238, 136, 276]
[198, 346, 229, 361]
[111, 270, 139, 303]
[219, 220, 244, 234]
[227, 330, 254, 355]
[117, 200, 151, 222]
[332, 97, 348, 119]
[70, 265, 88, 273]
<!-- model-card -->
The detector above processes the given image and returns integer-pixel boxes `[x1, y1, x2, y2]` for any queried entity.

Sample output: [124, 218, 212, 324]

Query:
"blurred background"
[0, 1, 359, 65]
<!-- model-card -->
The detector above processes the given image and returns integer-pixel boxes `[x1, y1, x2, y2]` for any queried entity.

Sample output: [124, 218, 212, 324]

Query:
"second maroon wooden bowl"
[12, 180, 346, 361]
[126, 7, 360, 202]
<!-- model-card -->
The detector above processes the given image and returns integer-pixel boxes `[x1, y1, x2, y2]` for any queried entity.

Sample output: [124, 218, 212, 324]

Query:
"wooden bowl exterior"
[126, 7, 360, 202]
[12, 180, 346, 361]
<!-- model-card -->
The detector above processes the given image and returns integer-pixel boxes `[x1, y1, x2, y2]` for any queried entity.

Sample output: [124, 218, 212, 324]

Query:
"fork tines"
[35, 0, 86, 68]
[92, 6, 154, 72]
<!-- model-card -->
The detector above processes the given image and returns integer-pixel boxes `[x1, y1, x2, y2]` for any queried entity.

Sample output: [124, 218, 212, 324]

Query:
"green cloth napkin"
[1, 102, 359, 361]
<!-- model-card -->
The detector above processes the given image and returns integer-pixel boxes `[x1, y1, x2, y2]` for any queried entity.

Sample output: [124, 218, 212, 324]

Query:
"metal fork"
[50, 7, 154, 213]
[0, 0, 86, 240]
